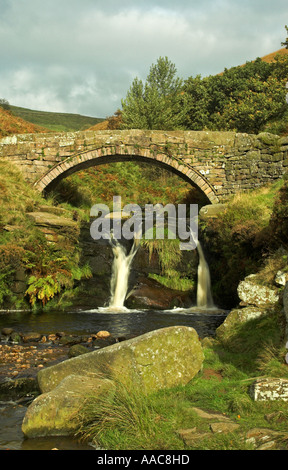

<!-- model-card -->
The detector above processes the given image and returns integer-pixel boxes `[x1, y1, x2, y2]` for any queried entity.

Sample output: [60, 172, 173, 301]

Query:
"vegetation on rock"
[199, 177, 287, 307]
[0, 161, 91, 309]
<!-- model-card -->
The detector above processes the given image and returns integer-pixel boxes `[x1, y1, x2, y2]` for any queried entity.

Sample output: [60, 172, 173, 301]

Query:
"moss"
[257, 132, 281, 147]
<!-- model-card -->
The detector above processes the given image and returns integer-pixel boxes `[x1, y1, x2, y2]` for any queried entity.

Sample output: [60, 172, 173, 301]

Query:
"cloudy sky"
[0, 0, 287, 118]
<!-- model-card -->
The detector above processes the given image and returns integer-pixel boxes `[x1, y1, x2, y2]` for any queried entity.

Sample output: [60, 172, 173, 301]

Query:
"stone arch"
[34, 145, 219, 204]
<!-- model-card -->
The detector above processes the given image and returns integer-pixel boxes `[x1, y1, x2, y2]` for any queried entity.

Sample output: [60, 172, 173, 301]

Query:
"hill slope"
[0, 107, 48, 138]
[88, 119, 110, 131]
[260, 47, 288, 63]
[10, 105, 104, 132]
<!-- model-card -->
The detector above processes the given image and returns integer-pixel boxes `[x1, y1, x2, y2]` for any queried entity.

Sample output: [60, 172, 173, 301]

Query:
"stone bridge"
[0, 129, 287, 204]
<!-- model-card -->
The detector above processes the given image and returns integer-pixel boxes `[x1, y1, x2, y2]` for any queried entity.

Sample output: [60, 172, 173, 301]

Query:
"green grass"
[74, 299, 288, 450]
[51, 161, 195, 215]
[10, 105, 104, 132]
[199, 177, 287, 308]
[149, 273, 194, 291]
[75, 333, 288, 450]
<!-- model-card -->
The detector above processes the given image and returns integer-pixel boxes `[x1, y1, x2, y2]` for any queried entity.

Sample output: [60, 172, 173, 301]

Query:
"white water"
[196, 240, 214, 308]
[109, 237, 140, 310]
[188, 227, 214, 308]
[106, 227, 214, 311]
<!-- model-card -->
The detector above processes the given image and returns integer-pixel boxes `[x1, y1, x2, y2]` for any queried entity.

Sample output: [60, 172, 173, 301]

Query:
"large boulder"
[37, 326, 203, 394]
[126, 277, 193, 309]
[22, 326, 204, 438]
[237, 274, 280, 307]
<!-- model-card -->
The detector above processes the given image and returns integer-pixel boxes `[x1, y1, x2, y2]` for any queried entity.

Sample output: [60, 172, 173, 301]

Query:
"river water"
[0, 305, 227, 450]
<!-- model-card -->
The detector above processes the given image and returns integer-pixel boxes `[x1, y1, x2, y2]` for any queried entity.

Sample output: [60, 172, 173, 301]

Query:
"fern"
[25, 263, 92, 307]
[26, 274, 67, 306]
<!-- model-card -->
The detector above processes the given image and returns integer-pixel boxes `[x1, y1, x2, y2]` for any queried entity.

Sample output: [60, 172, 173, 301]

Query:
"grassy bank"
[0, 107, 47, 138]
[0, 160, 91, 309]
[75, 306, 288, 450]
[200, 176, 288, 308]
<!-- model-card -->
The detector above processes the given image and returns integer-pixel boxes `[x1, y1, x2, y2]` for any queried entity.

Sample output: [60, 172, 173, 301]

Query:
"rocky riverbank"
[0, 327, 129, 400]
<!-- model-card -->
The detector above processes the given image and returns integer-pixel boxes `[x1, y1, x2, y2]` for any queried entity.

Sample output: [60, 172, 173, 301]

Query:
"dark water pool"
[0, 306, 227, 339]
[0, 306, 227, 450]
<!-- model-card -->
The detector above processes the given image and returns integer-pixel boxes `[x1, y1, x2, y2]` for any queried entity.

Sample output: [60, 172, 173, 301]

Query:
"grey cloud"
[0, 0, 286, 117]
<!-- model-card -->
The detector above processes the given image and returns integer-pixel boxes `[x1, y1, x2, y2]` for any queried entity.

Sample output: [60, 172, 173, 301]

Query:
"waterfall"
[188, 227, 214, 308]
[196, 240, 214, 308]
[106, 221, 213, 311]
[109, 237, 139, 309]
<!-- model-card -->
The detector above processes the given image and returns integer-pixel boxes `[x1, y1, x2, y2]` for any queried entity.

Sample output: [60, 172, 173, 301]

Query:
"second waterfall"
[195, 240, 214, 308]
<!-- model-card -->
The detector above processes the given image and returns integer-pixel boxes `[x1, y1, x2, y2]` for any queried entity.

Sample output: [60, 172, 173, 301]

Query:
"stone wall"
[0, 129, 287, 203]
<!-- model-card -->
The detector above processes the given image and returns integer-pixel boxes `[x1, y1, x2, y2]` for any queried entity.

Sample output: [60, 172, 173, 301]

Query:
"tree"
[121, 57, 188, 130]
[219, 75, 286, 133]
[0, 98, 10, 111]
[183, 75, 211, 130]
[281, 25, 288, 48]
[106, 109, 123, 129]
[184, 56, 288, 134]
[121, 77, 147, 129]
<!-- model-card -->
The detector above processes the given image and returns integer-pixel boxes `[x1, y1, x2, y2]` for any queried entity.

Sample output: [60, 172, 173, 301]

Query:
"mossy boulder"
[68, 344, 90, 358]
[37, 326, 203, 394]
[22, 326, 204, 438]
[22, 375, 115, 438]
[216, 306, 266, 340]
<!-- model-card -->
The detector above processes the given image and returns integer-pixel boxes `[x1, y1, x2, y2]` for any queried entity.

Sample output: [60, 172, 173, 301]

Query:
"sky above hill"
[0, 0, 287, 118]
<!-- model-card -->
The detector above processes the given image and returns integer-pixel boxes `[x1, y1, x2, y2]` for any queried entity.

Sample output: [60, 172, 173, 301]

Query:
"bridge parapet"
[0, 129, 287, 203]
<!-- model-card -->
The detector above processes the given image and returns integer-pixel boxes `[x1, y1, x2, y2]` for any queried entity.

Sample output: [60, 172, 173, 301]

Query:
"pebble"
[96, 330, 111, 339]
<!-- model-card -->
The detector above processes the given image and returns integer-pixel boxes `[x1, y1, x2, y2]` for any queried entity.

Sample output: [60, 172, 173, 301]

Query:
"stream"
[0, 305, 227, 450]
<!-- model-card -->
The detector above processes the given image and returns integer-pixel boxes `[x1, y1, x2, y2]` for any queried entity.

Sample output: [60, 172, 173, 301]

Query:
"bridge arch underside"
[35, 150, 219, 205]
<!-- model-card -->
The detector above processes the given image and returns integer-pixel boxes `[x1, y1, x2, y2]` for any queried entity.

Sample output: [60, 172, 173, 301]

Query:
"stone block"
[216, 307, 265, 339]
[199, 203, 226, 220]
[210, 422, 240, 433]
[261, 153, 283, 162]
[237, 274, 280, 307]
[249, 378, 288, 401]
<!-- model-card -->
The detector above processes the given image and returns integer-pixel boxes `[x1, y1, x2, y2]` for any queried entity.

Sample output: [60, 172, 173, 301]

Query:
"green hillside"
[10, 105, 105, 132]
